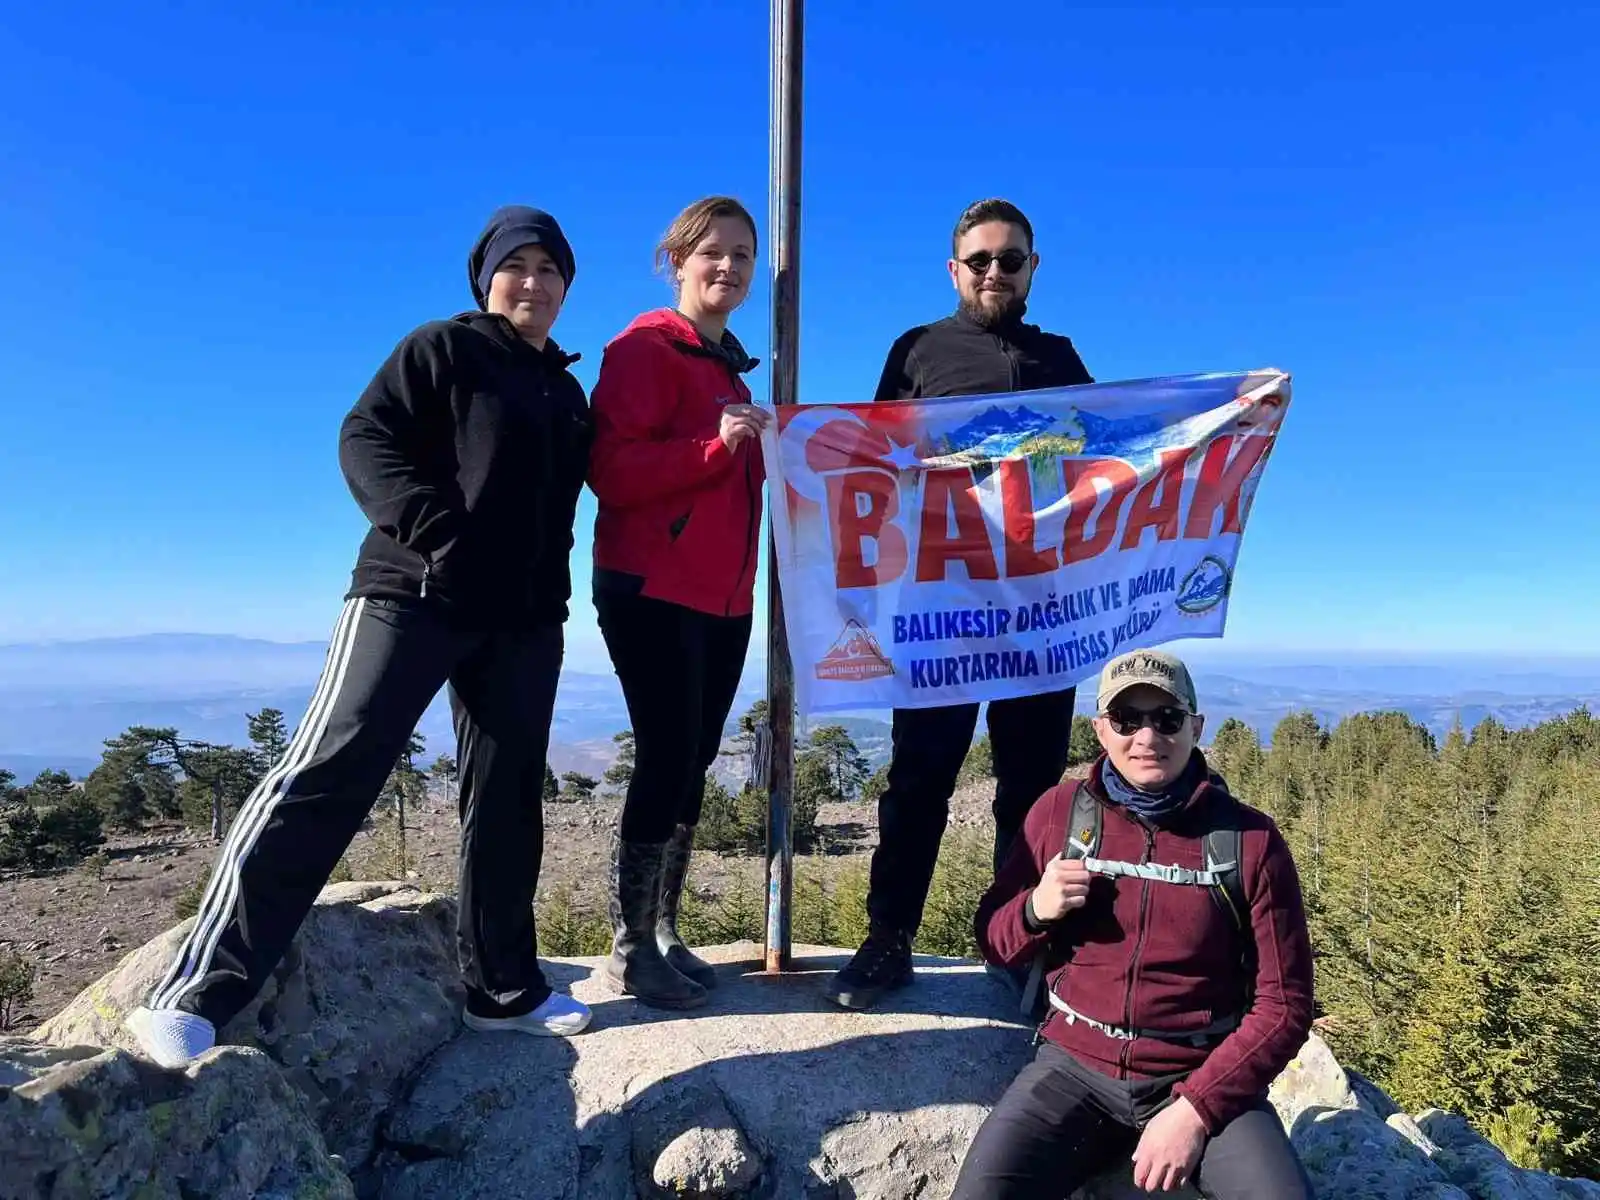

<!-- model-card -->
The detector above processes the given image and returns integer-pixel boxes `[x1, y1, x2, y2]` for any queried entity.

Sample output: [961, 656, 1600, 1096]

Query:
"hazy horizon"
[5, 632, 1598, 781]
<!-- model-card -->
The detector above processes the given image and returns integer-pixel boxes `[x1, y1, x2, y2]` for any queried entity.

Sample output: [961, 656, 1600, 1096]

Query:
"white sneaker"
[462, 991, 592, 1038]
[126, 1006, 217, 1069]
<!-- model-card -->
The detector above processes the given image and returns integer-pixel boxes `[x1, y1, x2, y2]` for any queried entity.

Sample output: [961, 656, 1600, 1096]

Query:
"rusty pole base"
[750, 953, 794, 978]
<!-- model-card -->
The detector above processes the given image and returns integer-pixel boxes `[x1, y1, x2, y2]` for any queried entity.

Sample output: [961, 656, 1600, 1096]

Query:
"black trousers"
[148, 596, 562, 1026]
[596, 589, 752, 844]
[867, 687, 1076, 934]
[952, 1042, 1313, 1199]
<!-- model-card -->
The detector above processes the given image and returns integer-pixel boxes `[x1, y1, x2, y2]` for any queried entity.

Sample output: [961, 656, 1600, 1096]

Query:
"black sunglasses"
[1105, 705, 1190, 737]
[960, 249, 1030, 276]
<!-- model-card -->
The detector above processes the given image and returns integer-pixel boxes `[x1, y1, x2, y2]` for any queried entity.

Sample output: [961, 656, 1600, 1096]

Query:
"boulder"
[376, 941, 1035, 1199]
[35, 881, 463, 1165]
[13, 883, 1600, 1200]
[0, 1036, 352, 1200]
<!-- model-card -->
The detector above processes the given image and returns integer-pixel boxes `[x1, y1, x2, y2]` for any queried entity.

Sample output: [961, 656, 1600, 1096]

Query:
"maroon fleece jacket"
[976, 754, 1314, 1133]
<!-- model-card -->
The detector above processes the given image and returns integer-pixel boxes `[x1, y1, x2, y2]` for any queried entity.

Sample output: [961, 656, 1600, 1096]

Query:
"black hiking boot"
[604, 835, 707, 1009]
[824, 924, 914, 1011]
[656, 823, 717, 990]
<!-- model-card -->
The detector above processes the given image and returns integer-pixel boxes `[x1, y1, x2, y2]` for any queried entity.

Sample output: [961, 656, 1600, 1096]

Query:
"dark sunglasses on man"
[960, 248, 1031, 276]
[1104, 705, 1190, 737]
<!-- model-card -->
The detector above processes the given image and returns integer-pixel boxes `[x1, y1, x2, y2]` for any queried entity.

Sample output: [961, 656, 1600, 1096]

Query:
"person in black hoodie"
[827, 198, 1094, 1011]
[127, 206, 594, 1068]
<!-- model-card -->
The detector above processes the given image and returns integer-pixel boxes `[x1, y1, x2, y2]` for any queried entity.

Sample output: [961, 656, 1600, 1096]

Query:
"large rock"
[18, 884, 1600, 1200]
[1415, 1110, 1600, 1200]
[35, 881, 462, 1166]
[0, 1036, 353, 1200]
[376, 942, 1037, 1199]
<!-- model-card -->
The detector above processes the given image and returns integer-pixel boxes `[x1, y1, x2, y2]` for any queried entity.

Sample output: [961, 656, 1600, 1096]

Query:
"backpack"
[1017, 780, 1255, 1021]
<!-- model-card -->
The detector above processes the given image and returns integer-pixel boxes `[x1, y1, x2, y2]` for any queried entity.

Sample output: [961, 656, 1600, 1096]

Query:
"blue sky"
[2, 1, 1597, 673]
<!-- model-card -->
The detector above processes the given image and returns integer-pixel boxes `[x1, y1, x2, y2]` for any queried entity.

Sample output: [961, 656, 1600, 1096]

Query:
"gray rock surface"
[379, 941, 1034, 1199]
[35, 880, 462, 1165]
[8, 882, 1598, 1200]
[0, 1039, 353, 1200]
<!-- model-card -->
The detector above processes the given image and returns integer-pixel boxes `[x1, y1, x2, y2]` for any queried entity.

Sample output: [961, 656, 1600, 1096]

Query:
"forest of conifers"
[3, 704, 1596, 1176]
[1205, 708, 1600, 1176]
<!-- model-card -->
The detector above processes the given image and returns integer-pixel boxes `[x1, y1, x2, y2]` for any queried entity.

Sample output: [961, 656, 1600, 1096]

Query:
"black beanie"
[468, 205, 576, 309]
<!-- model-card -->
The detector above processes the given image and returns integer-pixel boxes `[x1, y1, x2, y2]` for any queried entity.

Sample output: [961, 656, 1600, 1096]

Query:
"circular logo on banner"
[1176, 555, 1231, 615]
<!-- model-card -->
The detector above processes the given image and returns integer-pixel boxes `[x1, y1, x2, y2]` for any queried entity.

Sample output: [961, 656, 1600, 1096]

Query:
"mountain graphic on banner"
[814, 619, 895, 682]
[929, 404, 1086, 468]
[1076, 409, 1170, 458]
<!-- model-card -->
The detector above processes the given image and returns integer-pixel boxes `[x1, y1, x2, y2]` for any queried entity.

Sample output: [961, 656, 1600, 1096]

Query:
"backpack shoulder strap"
[1064, 779, 1101, 860]
[1202, 821, 1247, 933]
[1020, 779, 1093, 1018]
[1202, 801, 1256, 989]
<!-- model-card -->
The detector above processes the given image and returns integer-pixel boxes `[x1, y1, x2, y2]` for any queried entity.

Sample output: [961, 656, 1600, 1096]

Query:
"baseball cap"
[1096, 648, 1199, 714]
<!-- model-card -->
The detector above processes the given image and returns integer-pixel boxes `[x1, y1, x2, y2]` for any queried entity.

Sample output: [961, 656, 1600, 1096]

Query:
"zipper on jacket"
[730, 451, 757, 617]
[420, 559, 431, 599]
[1119, 822, 1158, 1072]
[726, 362, 758, 618]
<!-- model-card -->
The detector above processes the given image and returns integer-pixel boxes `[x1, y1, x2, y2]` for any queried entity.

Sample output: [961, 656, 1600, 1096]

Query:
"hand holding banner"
[760, 369, 1290, 715]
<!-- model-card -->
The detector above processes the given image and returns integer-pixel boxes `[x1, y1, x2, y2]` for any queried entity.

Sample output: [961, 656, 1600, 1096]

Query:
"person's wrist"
[1169, 1096, 1206, 1134]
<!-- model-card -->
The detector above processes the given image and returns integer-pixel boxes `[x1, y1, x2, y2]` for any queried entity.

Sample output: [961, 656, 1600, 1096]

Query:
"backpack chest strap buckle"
[1080, 856, 1234, 888]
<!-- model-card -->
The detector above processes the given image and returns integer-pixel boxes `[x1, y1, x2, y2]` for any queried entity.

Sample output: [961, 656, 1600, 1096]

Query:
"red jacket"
[976, 755, 1314, 1134]
[587, 308, 764, 618]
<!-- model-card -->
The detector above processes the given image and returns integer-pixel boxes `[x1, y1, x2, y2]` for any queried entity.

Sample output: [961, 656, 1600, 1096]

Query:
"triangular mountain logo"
[815, 618, 894, 682]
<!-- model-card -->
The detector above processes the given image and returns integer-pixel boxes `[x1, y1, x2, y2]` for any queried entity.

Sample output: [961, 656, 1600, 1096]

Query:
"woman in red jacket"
[587, 195, 769, 1009]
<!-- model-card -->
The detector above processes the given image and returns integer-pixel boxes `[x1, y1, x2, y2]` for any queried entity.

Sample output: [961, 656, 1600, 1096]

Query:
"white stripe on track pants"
[148, 595, 563, 1025]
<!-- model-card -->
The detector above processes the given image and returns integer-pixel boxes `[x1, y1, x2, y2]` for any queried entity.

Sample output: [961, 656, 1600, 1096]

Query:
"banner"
[762, 369, 1290, 715]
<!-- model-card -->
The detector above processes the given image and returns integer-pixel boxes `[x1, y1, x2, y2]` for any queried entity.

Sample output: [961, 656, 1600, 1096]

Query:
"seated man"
[951, 649, 1315, 1199]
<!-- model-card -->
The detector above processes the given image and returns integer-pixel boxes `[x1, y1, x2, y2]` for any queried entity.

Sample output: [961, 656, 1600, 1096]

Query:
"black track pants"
[867, 686, 1076, 934]
[952, 1042, 1313, 1199]
[596, 589, 752, 844]
[148, 596, 562, 1026]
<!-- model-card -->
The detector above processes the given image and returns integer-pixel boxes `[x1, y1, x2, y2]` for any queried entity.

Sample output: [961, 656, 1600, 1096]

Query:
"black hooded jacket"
[337, 311, 592, 626]
[874, 307, 1093, 401]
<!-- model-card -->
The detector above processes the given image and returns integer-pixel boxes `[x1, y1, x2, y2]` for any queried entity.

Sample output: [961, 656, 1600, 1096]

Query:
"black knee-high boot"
[655, 824, 716, 990]
[604, 834, 707, 1009]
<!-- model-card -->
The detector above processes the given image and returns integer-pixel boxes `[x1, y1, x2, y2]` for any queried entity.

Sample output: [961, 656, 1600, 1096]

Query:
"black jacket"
[338, 312, 592, 627]
[873, 307, 1093, 401]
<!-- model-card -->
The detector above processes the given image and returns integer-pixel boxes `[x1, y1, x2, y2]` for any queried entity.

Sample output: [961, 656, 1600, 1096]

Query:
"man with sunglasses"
[950, 649, 1316, 1199]
[826, 198, 1094, 1011]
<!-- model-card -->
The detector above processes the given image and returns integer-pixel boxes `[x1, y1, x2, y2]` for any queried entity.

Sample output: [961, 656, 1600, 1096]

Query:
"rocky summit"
[3, 882, 1597, 1200]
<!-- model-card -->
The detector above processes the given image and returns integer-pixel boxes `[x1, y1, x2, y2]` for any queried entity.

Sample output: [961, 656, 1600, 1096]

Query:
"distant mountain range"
[942, 404, 1056, 447]
[3, 635, 1599, 780]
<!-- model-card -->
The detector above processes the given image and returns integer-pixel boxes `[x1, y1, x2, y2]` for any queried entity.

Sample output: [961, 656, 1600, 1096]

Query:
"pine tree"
[862, 764, 890, 805]
[603, 730, 636, 790]
[83, 750, 157, 830]
[957, 735, 993, 784]
[429, 754, 458, 807]
[806, 725, 869, 800]
[789, 759, 827, 850]
[21, 770, 75, 808]
[0, 802, 50, 868]
[1208, 717, 1264, 789]
[560, 772, 598, 802]
[246, 707, 289, 769]
[1067, 715, 1100, 766]
[378, 731, 426, 877]
[695, 778, 741, 852]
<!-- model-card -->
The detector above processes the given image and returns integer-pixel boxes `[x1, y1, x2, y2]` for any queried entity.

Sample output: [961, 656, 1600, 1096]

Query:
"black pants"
[148, 596, 562, 1026]
[952, 1043, 1313, 1199]
[867, 687, 1076, 934]
[596, 589, 752, 844]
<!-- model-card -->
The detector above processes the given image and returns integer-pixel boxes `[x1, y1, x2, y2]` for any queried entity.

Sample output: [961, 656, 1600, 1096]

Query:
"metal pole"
[763, 0, 802, 973]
